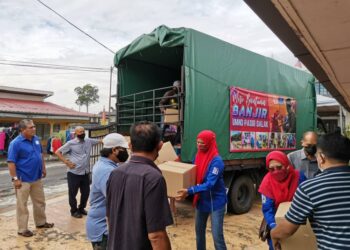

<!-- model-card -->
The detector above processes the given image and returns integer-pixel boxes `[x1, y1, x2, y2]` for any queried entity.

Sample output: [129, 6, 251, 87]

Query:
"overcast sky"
[0, 0, 298, 114]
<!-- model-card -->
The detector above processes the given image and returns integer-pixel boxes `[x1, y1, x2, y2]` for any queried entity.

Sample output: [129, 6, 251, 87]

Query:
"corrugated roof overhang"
[244, 0, 350, 111]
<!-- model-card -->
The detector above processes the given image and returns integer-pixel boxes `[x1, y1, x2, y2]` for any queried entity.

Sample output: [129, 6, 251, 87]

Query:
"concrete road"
[0, 161, 68, 211]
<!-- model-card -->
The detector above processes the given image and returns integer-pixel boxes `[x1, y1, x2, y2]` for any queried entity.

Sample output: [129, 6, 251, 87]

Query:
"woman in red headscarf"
[258, 151, 306, 250]
[176, 130, 227, 250]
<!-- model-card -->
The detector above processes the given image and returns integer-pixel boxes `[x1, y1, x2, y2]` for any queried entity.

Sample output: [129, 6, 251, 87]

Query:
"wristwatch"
[11, 176, 18, 182]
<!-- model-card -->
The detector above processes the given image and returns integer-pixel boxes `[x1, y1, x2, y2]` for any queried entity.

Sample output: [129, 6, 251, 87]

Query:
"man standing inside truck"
[106, 121, 173, 250]
[287, 131, 318, 178]
[159, 80, 181, 114]
[271, 132, 350, 250]
[159, 80, 181, 144]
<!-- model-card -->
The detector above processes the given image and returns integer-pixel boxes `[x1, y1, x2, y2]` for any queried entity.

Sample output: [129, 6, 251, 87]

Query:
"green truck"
[113, 25, 316, 214]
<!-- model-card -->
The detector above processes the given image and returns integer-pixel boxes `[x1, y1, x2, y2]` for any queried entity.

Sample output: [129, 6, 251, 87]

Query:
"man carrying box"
[159, 80, 181, 114]
[159, 80, 181, 145]
[271, 132, 350, 250]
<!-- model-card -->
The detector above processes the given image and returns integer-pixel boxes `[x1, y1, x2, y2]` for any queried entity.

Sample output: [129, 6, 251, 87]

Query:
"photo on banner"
[229, 86, 297, 152]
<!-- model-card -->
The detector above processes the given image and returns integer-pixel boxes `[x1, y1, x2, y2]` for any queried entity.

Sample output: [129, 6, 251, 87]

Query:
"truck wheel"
[228, 175, 254, 214]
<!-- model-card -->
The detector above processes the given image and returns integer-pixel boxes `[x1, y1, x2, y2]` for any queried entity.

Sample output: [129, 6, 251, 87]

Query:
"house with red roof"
[0, 86, 96, 149]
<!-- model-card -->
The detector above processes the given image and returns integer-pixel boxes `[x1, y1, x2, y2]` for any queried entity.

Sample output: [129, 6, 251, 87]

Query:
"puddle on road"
[0, 184, 68, 210]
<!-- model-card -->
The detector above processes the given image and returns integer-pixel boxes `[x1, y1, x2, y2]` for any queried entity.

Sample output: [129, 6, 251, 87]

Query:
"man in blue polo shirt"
[271, 132, 350, 250]
[86, 133, 129, 250]
[8, 119, 54, 237]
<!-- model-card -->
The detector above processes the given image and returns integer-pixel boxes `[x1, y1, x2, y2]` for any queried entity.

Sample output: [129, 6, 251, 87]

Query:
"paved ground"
[0, 192, 267, 250]
[0, 159, 267, 250]
[0, 160, 68, 212]
[0, 194, 90, 250]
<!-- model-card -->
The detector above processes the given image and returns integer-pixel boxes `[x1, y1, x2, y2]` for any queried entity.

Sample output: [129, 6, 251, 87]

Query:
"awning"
[244, 0, 350, 111]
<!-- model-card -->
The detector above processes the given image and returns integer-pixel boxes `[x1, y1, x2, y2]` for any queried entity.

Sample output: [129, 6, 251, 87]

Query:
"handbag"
[258, 218, 271, 242]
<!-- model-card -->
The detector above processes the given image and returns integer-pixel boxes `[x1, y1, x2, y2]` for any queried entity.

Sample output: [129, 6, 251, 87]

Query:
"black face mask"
[117, 150, 129, 162]
[77, 133, 85, 140]
[304, 145, 317, 156]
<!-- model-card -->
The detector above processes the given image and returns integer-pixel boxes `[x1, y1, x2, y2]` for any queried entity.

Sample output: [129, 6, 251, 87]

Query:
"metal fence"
[88, 124, 115, 171]
[116, 85, 183, 135]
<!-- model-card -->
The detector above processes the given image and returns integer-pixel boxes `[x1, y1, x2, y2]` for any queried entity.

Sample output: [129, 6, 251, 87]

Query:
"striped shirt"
[285, 165, 350, 250]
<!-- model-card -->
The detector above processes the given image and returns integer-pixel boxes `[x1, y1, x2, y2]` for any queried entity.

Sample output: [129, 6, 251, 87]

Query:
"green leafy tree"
[74, 84, 99, 113]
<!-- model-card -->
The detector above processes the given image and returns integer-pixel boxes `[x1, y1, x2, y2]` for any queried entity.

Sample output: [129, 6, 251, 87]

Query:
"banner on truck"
[230, 86, 297, 152]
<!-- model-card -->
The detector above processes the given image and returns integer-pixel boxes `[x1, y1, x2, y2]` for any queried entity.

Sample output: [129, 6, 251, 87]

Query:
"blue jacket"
[187, 156, 227, 213]
[261, 172, 307, 229]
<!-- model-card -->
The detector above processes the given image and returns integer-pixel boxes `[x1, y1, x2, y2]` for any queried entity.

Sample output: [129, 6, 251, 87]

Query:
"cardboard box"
[158, 161, 196, 197]
[154, 141, 178, 165]
[164, 108, 179, 123]
[275, 202, 317, 250]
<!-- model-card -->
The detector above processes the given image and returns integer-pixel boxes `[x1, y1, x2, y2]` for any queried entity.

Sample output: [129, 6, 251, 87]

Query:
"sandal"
[36, 222, 54, 228]
[18, 230, 34, 237]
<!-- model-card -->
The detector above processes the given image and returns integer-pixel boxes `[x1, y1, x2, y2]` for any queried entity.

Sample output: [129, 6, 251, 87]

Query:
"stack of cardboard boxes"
[123, 136, 196, 197]
[156, 141, 196, 197]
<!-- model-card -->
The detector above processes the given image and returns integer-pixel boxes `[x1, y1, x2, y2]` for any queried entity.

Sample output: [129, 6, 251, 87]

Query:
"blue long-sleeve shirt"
[261, 172, 307, 229]
[187, 156, 227, 213]
[86, 157, 118, 242]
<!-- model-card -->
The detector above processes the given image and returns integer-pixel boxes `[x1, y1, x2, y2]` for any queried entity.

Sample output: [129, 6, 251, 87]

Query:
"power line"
[1, 72, 107, 76]
[35, 0, 115, 54]
[0, 59, 109, 71]
[0, 62, 110, 73]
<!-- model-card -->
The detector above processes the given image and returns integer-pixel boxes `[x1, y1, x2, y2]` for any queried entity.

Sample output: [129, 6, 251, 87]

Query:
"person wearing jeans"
[195, 206, 226, 250]
[177, 130, 227, 250]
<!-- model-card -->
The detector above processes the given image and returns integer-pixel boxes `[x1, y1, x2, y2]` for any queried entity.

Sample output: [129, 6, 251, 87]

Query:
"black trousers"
[67, 172, 90, 214]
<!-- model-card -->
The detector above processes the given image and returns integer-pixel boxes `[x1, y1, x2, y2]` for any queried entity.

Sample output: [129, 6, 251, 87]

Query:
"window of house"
[53, 124, 61, 133]
[36, 123, 50, 140]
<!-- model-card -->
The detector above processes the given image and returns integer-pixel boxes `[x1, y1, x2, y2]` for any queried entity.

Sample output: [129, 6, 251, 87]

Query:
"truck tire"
[228, 175, 254, 214]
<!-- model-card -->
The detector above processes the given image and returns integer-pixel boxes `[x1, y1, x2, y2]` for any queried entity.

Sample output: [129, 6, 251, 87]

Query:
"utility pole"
[108, 66, 113, 124]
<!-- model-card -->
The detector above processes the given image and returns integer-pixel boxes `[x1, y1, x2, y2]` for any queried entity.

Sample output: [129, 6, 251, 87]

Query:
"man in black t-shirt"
[106, 121, 173, 250]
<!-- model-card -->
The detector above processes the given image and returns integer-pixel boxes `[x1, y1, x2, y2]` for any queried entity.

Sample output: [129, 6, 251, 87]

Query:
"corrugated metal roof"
[0, 98, 92, 117]
[0, 86, 53, 97]
[317, 94, 339, 107]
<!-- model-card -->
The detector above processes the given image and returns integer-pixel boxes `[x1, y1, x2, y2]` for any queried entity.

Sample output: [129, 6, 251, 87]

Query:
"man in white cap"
[86, 133, 129, 250]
